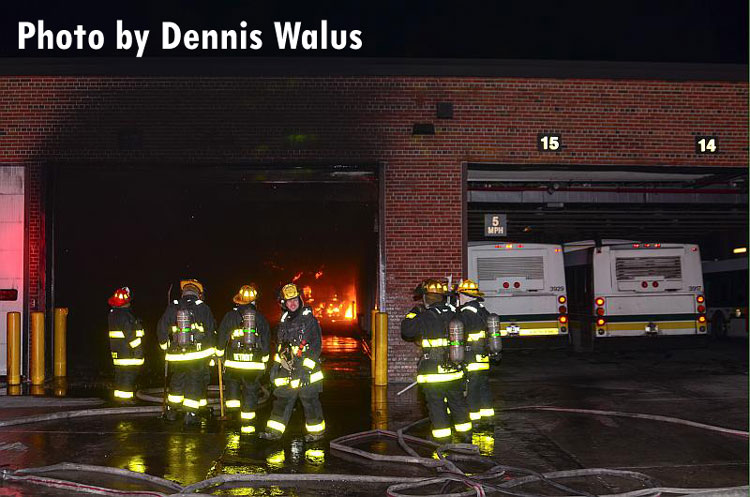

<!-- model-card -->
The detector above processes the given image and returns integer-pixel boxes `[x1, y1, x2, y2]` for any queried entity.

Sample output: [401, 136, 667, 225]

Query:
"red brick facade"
[1, 76, 747, 380]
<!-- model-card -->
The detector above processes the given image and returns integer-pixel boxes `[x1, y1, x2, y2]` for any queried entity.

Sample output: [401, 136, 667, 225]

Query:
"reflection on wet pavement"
[322, 335, 360, 354]
[472, 431, 495, 457]
[1, 338, 747, 496]
[320, 332, 369, 377]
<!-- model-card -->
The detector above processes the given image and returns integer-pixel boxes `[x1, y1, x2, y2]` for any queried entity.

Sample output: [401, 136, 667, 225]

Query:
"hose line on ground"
[135, 386, 270, 406]
[506, 406, 749, 438]
[1, 406, 748, 497]
[0, 406, 163, 428]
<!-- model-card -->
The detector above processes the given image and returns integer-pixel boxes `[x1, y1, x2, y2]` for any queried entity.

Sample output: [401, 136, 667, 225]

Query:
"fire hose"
[0, 405, 747, 496]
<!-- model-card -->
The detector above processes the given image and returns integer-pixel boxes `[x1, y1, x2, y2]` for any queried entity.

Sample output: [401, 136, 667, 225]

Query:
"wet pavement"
[0, 330, 747, 496]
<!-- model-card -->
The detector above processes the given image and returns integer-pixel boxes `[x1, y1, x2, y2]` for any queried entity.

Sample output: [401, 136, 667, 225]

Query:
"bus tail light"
[558, 296, 567, 304]
[698, 315, 707, 324]
[641, 281, 648, 288]
[697, 305, 705, 313]
[652, 281, 659, 288]
[559, 305, 567, 314]
[502, 282, 510, 289]
[559, 315, 568, 324]
[595, 297, 605, 306]
[696, 295, 705, 303]
[596, 307, 605, 316]
[597, 318, 606, 326]
[513, 282, 521, 289]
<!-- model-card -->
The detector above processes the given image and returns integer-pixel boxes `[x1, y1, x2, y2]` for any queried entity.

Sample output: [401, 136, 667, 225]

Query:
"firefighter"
[259, 283, 325, 442]
[455, 279, 496, 425]
[157, 279, 218, 426]
[217, 284, 271, 435]
[107, 287, 144, 402]
[401, 279, 472, 442]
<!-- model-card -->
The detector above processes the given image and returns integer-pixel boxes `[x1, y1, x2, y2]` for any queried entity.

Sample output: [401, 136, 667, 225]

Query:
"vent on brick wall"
[436, 102, 453, 119]
[412, 123, 435, 135]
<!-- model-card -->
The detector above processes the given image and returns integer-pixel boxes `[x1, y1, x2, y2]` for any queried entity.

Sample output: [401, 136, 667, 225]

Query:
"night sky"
[1, 0, 746, 62]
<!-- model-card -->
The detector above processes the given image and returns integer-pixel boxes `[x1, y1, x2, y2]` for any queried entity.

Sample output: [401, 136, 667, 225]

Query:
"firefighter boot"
[165, 406, 180, 422]
[304, 431, 325, 443]
[258, 430, 283, 441]
[184, 411, 201, 427]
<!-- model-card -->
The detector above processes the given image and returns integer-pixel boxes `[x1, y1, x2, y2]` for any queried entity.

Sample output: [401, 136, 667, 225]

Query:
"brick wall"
[24, 162, 45, 316]
[0, 76, 747, 380]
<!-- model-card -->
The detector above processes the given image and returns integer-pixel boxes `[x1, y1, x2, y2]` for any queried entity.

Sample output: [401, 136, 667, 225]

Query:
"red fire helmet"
[108, 287, 132, 307]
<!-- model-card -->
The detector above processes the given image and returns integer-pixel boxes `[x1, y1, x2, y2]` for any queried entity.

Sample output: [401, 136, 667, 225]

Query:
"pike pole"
[397, 381, 418, 396]
[162, 283, 173, 417]
[217, 357, 226, 419]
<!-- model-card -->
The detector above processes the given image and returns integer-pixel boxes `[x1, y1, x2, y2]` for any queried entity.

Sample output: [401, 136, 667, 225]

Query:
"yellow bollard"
[6, 312, 21, 385]
[54, 308, 68, 378]
[374, 312, 388, 386]
[370, 308, 378, 378]
[31, 311, 45, 386]
[371, 384, 388, 430]
[53, 377, 68, 397]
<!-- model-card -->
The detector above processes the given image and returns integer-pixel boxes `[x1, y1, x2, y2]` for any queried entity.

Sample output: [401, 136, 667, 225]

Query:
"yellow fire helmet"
[457, 279, 484, 297]
[421, 278, 448, 295]
[233, 284, 258, 305]
[280, 283, 300, 301]
[180, 279, 204, 298]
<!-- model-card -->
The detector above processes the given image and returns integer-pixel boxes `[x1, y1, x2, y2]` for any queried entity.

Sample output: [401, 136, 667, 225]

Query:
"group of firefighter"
[106, 276, 500, 443]
[402, 278, 501, 441]
[107, 279, 325, 442]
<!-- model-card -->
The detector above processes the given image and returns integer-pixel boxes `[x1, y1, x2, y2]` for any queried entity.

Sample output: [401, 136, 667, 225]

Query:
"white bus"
[467, 242, 569, 339]
[564, 241, 706, 349]
[702, 257, 748, 339]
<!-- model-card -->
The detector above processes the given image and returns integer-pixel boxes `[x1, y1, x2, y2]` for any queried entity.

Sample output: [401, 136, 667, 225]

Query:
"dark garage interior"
[50, 164, 380, 379]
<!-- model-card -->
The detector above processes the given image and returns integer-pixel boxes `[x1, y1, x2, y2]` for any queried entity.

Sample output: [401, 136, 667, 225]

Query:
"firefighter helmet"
[457, 279, 484, 297]
[108, 287, 131, 307]
[233, 284, 258, 305]
[180, 279, 204, 298]
[280, 283, 300, 301]
[421, 279, 448, 295]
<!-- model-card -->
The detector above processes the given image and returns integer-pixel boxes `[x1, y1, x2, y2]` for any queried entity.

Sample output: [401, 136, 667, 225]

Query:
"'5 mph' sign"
[484, 214, 507, 237]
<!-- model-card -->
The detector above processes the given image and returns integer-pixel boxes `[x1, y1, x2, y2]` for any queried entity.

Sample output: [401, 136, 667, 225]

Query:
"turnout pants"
[167, 359, 210, 411]
[466, 370, 494, 421]
[113, 366, 139, 400]
[265, 384, 325, 435]
[225, 369, 263, 433]
[422, 378, 472, 440]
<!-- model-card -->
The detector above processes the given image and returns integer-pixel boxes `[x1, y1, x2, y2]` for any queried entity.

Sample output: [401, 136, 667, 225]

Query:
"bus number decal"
[550, 286, 565, 292]
[689, 285, 702, 292]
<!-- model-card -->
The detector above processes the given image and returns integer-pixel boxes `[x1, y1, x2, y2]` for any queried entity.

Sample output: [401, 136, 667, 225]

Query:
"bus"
[564, 241, 706, 350]
[702, 257, 748, 339]
[467, 242, 568, 341]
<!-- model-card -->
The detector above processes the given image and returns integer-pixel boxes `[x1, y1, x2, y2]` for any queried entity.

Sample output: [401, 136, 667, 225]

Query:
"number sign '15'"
[538, 133, 561, 151]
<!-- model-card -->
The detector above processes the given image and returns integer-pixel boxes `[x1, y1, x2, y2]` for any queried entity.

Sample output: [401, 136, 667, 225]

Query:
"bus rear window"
[478, 256, 544, 281]
[615, 256, 682, 281]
